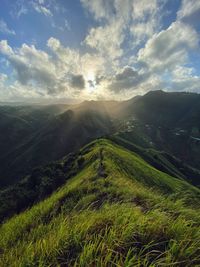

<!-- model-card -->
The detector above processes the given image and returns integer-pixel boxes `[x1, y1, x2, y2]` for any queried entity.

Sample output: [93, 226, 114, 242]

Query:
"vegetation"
[0, 105, 113, 188]
[1, 90, 200, 189]
[0, 139, 199, 266]
[110, 134, 200, 187]
[0, 152, 83, 222]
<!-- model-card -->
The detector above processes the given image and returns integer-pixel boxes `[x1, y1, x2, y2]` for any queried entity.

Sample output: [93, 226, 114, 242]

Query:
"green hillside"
[0, 139, 199, 266]
[0, 105, 113, 188]
[110, 134, 200, 188]
[1, 91, 200, 189]
[120, 90, 200, 170]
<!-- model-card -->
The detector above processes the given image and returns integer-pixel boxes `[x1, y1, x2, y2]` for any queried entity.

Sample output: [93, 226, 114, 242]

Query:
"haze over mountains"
[1, 90, 200, 188]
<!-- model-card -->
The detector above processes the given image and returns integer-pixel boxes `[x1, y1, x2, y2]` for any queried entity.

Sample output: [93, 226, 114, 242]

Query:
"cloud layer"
[0, 0, 200, 101]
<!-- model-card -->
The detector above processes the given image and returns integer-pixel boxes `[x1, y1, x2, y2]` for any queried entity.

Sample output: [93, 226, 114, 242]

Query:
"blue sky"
[0, 0, 200, 102]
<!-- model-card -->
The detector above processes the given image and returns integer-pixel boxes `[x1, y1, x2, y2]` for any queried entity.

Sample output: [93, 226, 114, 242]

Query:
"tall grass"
[0, 139, 199, 266]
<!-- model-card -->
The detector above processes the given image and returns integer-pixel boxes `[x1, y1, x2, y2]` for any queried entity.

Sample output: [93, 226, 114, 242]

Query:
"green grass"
[110, 134, 200, 187]
[0, 139, 200, 266]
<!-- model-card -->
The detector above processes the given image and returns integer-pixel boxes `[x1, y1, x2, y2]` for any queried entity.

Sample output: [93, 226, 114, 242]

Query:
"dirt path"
[97, 148, 107, 177]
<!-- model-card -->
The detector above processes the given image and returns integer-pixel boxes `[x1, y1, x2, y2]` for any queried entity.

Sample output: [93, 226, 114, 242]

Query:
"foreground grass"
[0, 139, 200, 266]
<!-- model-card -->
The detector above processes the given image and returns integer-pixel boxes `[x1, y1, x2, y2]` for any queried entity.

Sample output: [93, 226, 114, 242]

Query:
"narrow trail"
[97, 148, 107, 178]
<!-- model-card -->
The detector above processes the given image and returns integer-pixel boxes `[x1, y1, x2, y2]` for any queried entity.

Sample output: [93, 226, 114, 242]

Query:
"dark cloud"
[9, 56, 56, 88]
[70, 74, 85, 89]
[109, 66, 149, 92]
[95, 75, 105, 85]
[88, 80, 95, 88]
[115, 67, 139, 80]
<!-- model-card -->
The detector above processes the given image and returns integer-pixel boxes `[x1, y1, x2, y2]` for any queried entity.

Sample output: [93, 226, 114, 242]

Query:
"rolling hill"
[0, 139, 199, 266]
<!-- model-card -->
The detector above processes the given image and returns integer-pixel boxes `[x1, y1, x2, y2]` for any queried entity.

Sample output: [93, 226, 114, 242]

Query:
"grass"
[0, 139, 199, 266]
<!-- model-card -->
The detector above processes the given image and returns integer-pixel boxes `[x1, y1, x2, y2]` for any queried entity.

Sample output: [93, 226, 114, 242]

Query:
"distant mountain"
[117, 90, 200, 170]
[0, 104, 114, 187]
[1, 90, 200, 188]
[122, 90, 200, 127]
[0, 139, 199, 266]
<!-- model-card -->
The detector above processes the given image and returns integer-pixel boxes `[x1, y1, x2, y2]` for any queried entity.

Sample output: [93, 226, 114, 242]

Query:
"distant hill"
[0, 139, 199, 266]
[1, 90, 200, 188]
[0, 104, 114, 187]
[117, 90, 200, 170]
[121, 90, 200, 127]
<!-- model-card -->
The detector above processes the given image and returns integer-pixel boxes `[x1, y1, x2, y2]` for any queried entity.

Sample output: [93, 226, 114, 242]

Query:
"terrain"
[0, 90, 200, 266]
[0, 139, 200, 266]
[1, 90, 200, 188]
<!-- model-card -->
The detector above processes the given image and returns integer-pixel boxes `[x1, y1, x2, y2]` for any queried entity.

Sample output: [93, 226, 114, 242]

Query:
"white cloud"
[169, 65, 200, 93]
[138, 21, 199, 72]
[177, 0, 200, 24]
[11, 0, 53, 18]
[47, 37, 60, 50]
[131, 21, 157, 44]
[32, 1, 53, 17]
[80, 0, 115, 21]
[47, 37, 106, 79]
[0, 40, 58, 93]
[47, 37, 81, 74]
[64, 19, 71, 31]
[0, 19, 16, 35]
[10, 0, 28, 18]
[130, 0, 165, 47]
[0, 39, 107, 99]
[132, 0, 157, 20]
[1, 0, 200, 101]
[0, 40, 14, 55]
[82, 0, 133, 65]
[172, 66, 194, 79]
[83, 0, 164, 66]
[0, 73, 7, 85]
[85, 20, 125, 61]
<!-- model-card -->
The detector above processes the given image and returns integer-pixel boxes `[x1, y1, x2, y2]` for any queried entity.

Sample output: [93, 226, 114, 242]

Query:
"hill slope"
[0, 139, 199, 266]
[1, 90, 200, 189]
[119, 90, 200, 170]
[0, 105, 114, 188]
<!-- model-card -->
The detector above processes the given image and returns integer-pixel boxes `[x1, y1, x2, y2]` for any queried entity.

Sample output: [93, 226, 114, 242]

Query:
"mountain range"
[1, 90, 200, 188]
[0, 90, 200, 266]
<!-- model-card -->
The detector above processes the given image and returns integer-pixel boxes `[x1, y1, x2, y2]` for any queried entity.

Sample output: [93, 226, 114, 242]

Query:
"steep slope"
[0, 104, 70, 187]
[1, 91, 200, 189]
[117, 90, 200, 171]
[122, 90, 200, 127]
[110, 135, 200, 187]
[0, 139, 199, 266]
[0, 106, 114, 188]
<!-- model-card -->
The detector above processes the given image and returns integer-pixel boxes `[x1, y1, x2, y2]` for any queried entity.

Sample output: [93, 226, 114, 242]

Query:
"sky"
[0, 0, 200, 102]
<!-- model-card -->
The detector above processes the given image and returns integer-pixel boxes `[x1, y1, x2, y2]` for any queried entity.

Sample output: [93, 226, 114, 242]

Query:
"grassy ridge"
[0, 139, 200, 266]
[110, 134, 200, 188]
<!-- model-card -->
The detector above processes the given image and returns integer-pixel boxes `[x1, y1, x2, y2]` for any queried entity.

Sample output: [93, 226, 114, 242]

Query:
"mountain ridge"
[1, 90, 200, 188]
[0, 138, 199, 266]
[1, 138, 199, 223]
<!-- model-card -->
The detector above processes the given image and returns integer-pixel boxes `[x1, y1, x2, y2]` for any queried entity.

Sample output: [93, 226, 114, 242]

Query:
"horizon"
[0, 89, 199, 106]
[1, 2, 200, 265]
[0, 0, 200, 102]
